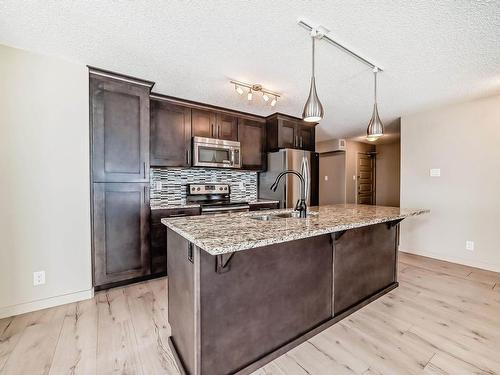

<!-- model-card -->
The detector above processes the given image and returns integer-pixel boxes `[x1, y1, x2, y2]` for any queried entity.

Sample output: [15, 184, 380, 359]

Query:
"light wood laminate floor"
[1, 252, 500, 375]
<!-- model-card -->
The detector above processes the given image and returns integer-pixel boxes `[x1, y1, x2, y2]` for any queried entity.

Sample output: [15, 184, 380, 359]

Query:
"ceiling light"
[366, 68, 384, 141]
[230, 80, 281, 107]
[302, 33, 324, 122]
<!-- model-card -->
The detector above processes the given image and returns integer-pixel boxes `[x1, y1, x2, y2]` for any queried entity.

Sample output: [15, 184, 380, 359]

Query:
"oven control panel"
[188, 184, 230, 195]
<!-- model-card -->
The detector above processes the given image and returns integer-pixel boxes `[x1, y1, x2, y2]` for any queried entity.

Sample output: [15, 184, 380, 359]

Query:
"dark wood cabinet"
[150, 207, 201, 275]
[266, 114, 316, 152]
[296, 124, 315, 151]
[192, 108, 238, 141]
[192, 109, 216, 138]
[93, 182, 151, 287]
[216, 113, 238, 141]
[238, 118, 266, 170]
[248, 202, 279, 211]
[90, 74, 152, 182]
[150, 100, 191, 166]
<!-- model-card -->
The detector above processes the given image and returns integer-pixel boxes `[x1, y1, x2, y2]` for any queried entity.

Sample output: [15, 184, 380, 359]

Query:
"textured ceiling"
[1, 1, 499, 141]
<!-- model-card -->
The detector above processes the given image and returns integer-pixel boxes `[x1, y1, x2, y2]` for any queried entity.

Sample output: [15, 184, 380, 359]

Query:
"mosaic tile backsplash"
[150, 168, 258, 206]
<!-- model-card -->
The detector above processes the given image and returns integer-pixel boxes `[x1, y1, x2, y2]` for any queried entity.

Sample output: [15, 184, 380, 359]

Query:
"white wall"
[0, 44, 92, 318]
[400, 94, 500, 273]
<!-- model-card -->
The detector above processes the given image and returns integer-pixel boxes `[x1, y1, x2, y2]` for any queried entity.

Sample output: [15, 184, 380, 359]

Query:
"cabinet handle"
[169, 213, 189, 217]
[185, 149, 189, 164]
[144, 186, 149, 204]
[300, 137, 303, 148]
[295, 135, 298, 148]
[143, 162, 146, 179]
[211, 123, 214, 137]
[188, 243, 194, 263]
[217, 125, 220, 139]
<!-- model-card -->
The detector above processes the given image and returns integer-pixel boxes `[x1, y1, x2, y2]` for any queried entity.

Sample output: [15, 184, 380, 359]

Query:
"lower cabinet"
[150, 207, 201, 275]
[92, 182, 151, 287]
[249, 202, 279, 211]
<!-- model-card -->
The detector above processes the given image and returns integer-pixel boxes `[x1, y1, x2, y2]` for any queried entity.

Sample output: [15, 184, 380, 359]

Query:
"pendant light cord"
[312, 36, 315, 78]
[373, 69, 378, 104]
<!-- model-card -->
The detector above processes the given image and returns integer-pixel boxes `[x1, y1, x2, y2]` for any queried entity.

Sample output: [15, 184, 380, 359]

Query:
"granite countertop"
[150, 199, 279, 210]
[162, 204, 429, 256]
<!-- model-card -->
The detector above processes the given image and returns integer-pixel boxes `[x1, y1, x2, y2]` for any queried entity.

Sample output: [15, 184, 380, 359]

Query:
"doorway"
[357, 152, 376, 204]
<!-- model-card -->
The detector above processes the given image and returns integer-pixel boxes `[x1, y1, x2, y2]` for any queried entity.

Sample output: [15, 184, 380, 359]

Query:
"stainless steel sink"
[249, 215, 276, 221]
[250, 211, 318, 220]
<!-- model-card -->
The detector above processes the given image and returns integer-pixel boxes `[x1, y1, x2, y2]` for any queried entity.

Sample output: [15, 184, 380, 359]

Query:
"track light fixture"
[297, 18, 385, 136]
[235, 85, 244, 95]
[230, 80, 280, 106]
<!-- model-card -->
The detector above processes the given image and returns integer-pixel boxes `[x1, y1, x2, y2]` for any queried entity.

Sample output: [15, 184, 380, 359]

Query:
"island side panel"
[333, 222, 398, 314]
[198, 235, 333, 375]
[167, 228, 198, 374]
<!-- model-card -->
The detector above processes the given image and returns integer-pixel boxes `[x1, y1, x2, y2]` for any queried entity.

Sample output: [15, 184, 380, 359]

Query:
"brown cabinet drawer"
[151, 207, 201, 223]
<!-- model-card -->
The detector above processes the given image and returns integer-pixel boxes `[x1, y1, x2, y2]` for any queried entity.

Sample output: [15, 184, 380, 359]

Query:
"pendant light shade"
[303, 36, 324, 122]
[366, 69, 384, 141]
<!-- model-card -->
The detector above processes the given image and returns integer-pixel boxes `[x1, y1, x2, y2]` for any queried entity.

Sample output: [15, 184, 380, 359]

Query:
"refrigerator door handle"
[301, 155, 310, 203]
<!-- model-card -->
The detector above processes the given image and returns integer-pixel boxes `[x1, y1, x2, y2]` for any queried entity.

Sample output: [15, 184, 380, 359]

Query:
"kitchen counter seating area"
[163, 204, 427, 375]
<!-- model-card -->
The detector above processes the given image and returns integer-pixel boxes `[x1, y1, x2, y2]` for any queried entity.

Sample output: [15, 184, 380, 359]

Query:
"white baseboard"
[400, 248, 500, 274]
[0, 289, 94, 319]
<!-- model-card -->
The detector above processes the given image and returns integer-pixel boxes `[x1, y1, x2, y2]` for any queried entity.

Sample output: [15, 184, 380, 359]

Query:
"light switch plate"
[430, 168, 441, 177]
[466, 241, 474, 251]
[324, 175, 328, 181]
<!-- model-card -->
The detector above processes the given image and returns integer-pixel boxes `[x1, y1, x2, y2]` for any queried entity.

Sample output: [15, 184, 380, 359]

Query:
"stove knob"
[191, 187, 195, 191]
[197, 187, 201, 191]
[224, 187, 228, 190]
[219, 187, 223, 191]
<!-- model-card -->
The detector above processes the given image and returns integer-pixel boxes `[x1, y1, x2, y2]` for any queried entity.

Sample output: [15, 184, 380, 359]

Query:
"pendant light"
[366, 68, 384, 141]
[302, 35, 324, 122]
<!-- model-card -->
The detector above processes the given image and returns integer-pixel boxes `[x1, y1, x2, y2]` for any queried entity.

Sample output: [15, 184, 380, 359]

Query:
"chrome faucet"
[270, 170, 307, 218]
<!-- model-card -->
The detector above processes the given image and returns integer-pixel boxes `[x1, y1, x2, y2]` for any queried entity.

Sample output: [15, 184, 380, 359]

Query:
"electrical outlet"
[466, 241, 474, 251]
[33, 271, 45, 286]
[430, 168, 441, 177]
[324, 175, 329, 181]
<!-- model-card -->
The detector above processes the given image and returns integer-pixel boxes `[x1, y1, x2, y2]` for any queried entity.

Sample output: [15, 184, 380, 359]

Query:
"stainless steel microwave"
[192, 137, 241, 169]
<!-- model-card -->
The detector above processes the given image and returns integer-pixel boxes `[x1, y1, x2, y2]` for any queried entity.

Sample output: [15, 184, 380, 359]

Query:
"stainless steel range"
[187, 183, 250, 214]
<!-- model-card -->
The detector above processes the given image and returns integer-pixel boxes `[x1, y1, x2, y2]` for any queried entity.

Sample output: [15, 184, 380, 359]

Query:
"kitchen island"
[162, 204, 428, 375]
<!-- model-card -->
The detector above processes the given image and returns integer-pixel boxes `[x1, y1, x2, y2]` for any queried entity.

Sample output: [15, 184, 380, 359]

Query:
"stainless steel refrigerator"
[259, 149, 319, 208]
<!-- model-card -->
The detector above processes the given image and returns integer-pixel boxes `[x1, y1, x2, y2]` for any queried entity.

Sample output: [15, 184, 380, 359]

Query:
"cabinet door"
[297, 124, 315, 151]
[150, 100, 191, 166]
[238, 118, 266, 170]
[91, 76, 150, 182]
[278, 119, 297, 149]
[217, 113, 238, 141]
[93, 183, 151, 286]
[192, 109, 217, 138]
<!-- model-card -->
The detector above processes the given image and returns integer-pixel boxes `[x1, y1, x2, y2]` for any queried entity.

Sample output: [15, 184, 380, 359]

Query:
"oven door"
[193, 137, 240, 168]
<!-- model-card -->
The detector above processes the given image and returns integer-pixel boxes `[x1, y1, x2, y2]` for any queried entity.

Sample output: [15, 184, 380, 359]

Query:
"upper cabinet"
[266, 114, 316, 152]
[238, 118, 267, 171]
[150, 99, 192, 167]
[192, 108, 238, 141]
[90, 71, 153, 182]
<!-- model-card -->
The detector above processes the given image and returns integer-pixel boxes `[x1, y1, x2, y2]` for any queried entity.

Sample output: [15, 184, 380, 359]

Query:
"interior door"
[357, 153, 375, 205]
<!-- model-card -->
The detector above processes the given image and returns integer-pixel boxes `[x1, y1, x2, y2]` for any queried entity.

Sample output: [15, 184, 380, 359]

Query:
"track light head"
[270, 96, 277, 107]
[262, 93, 269, 102]
[235, 85, 244, 95]
[247, 89, 253, 101]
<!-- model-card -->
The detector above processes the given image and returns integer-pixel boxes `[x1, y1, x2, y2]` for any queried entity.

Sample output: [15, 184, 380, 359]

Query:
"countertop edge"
[163, 208, 429, 256]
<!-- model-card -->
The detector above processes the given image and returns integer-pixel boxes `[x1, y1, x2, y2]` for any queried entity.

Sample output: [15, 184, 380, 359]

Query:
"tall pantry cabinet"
[89, 67, 155, 289]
